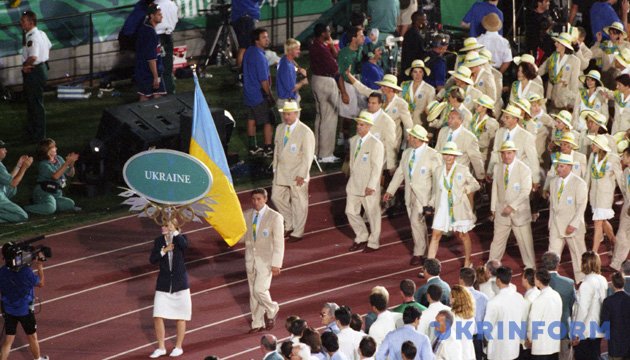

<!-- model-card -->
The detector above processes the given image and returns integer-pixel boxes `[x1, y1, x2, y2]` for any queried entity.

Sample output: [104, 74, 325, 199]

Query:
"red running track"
[5, 172, 614, 359]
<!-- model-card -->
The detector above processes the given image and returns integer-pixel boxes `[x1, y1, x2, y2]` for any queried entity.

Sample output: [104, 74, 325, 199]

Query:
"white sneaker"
[149, 349, 167, 358]
[169, 348, 184, 357]
[319, 155, 340, 164]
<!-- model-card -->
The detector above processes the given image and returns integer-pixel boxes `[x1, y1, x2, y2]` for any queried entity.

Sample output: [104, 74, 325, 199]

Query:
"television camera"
[3, 236, 52, 271]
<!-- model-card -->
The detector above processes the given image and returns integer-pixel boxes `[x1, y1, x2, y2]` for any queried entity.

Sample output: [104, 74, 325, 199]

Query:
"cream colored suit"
[575, 42, 593, 71]
[538, 53, 581, 111]
[533, 112, 554, 161]
[508, 80, 545, 106]
[244, 206, 285, 329]
[612, 167, 630, 269]
[474, 68, 497, 102]
[371, 110, 397, 171]
[488, 126, 540, 184]
[571, 88, 609, 131]
[386, 144, 441, 256]
[432, 163, 480, 226]
[346, 133, 385, 249]
[436, 82, 482, 114]
[543, 151, 588, 192]
[578, 131, 616, 158]
[272, 121, 315, 238]
[489, 159, 536, 268]
[487, 64, 504, 117]
[468, 113, 500, 162]
[401, 80, 436, 126]
[432, 103, 473, 130]
[586, 152, 623, 210]
[436, 125, 486, 179]
[353, 81, 414, 150]
[548, 173, 588, 282]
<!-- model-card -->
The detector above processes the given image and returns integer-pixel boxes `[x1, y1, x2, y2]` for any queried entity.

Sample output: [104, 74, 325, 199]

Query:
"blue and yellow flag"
[189, 73, 246, 246]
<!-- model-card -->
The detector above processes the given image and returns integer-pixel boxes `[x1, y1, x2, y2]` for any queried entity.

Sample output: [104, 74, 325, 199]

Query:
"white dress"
[432, 165, 475, 233]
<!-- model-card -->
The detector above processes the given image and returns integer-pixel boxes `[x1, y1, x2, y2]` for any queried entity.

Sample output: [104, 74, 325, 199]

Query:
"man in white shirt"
[527, 269, 562, 358]
[418, 284, 451, 341]
[335, 306, 363, 360]
[154, 0, 179, 94]
[476, 13, 512, 73]
[433, 310, 463, 360]
[359, 337, 377, 360]
[367, 292, 400, 346]
[520, 268, 541, 359]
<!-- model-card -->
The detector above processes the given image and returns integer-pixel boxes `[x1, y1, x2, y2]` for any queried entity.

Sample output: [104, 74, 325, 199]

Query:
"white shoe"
[169, 348, 184, 357]
[319, 155, 340, 164]
[149, 349, 167, 358]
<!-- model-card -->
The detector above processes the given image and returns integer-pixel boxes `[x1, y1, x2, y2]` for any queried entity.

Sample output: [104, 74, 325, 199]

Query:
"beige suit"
[462, 85, 483, 114]
[432, 103, 473, 130]
[244, 206, 285, 328]
[488, 64, 504, 117]
[468, 113, 500, 162]
[533, 112, 554, 161]
[353, 81, 414, 150]
[436, 125, 486, 179]
[578, 131, 616, 158]
[386, 145, 441, 256]
[271, 121, 315, 238]
[474, 68, 498, 102]
[509, 80, 545, 106]
[488, 126, 540, 184]
[432, 164, 480, 226]
[612, 167, 630, 269]
[548, 173, 588, 282]
[586, 152, 623, 210]
[489, 159, 536, 268]
[571, 88, 609, 131]
[401, 80, 436, 126]
[346, 133, 385, 249]
[590, 41, 630, 87]
[543, 151, 588, 191]
[371, 110, 398, 171]
[538, 53, 581, 111]
[575, 42, 593, 71]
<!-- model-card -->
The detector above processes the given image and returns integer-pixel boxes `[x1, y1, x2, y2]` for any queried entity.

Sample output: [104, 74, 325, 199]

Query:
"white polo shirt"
[22, 26, 52, 65]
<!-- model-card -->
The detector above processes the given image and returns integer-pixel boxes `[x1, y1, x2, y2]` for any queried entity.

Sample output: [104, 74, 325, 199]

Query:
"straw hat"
[587, 134, 612, 153]
[527, 93, 546, 103]
[440, 141, 463, 156]
[463, 51, 488, 68]
[406, 124, 430, 142]
[553, 153, 575, 165]
[513, 54, 537, 68]
[551, 32, 574, 51]
[459, 37, 484, 52]
[405, 59, 432, 77]
[580, 109, 608, 131]
[555, 132, 579, 149]
[568, 23, 579, 43]
[479, 49, 495, 65]
[501, 104, 523, 119]
[278, 101, 301, 113]
[474, 94, 495, 110]
[499, 140, 518, 152]
[427, 101, 448, 122]
[355, 110, 375, 125]
[551, 110, 573, 130]
[448, 66, 474, 85]
[578, 70, 603, 87]
[511, 97, 531, 116]
[614, 48, 630, 68]
[375, 74, 402, 91]
[604, 21, 627, 38]
[481, 13, 502, 32]
[614, 131, 629, 153]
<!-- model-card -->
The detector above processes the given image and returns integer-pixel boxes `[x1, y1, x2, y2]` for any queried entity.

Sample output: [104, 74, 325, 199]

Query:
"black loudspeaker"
[95, 92, 234, 181]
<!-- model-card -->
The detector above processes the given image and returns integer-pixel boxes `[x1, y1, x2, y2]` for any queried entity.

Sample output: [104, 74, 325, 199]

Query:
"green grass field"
[0, 60, 341, 241]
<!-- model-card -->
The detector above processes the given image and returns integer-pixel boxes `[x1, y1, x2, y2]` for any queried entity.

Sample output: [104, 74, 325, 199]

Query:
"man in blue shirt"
[590, 0, 628, 40]
[0, 243, 47, 360]
[231, 0, 264, 69]
[243, 28, 275, 156]
[375, 306, 433, 360]
[462, 0, 504, 37]
[134, 4, 166, 101]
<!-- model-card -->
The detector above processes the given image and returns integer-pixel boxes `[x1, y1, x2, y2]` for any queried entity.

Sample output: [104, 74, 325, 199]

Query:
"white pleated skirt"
[592, 208, 615, 221]
[153, 289, 192, 320]
[432, 189, 475, 233]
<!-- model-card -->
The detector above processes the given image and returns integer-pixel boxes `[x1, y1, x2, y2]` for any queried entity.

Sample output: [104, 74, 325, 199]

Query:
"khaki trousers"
[612, 204, 630, 270]
[311, 75, 339, 158]
[549, 227, 587, 282]
[247, 267, 279, 329]
[271, 183, 309, 238]
[489, 221, 536, 269]
[407, 197, 428, 256]
[345, 192, 382, 249]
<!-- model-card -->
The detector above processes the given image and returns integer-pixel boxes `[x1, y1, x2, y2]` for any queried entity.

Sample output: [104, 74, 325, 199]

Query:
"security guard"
[20, 11, 52, 142]
[0, 140, 32, 223]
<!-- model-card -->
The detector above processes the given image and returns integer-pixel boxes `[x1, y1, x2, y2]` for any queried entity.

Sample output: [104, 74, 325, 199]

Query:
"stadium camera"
[2, 236, 52, 271]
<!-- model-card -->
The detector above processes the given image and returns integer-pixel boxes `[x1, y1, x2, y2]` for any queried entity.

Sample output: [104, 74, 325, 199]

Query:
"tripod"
[199, 4, 239, 71]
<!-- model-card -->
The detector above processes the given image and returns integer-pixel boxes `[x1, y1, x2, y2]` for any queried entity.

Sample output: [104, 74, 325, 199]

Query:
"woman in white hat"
[401, 59, 437, 126]
[591, 22, 630, 77]
[572, 70, 610, 131]
[543, 132, 588, 195]
[529, 94, 555, 163]
[427, 142, 480, 268]
[463, 51, 497, 103]
[437, 87, 473, 130]
[601, 73, 630, 134]
[587, 134, 624, 253]
[469, 94, 499, 162]
[578, 109, 617, 157]
[454, 37, 485, 70]
[443, 66, 483, 114]
[510, 55, 545, 106]
[549, 110, 579, 149]
[538, 32, 581, 112]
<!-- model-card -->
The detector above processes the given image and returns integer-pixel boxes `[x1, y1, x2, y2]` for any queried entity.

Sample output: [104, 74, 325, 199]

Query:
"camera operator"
[0, 243, 47, 360]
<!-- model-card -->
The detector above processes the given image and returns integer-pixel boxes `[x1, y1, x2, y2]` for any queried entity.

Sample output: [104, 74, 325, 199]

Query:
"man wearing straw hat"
[271, 101, 315, 243]
[488, 104, 540, 188]
[346, 113, 385, 253]
[543, 132, 588, 194]
[489, 140, 536, 269]
[546, 153, 588, 282]
[435, 108, 486, 182]
[477, 13, 512, 74]
[454, 37, 484, 70]
[384, 125, 441, 266]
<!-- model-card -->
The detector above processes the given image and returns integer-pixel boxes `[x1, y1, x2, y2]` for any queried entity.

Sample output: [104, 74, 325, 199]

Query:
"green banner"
[441, 0, 477, 28]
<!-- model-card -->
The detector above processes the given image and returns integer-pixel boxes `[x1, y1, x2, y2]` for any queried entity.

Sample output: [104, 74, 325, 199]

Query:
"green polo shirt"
[338, 45, 363, 83]
[392, 300, 428, 314]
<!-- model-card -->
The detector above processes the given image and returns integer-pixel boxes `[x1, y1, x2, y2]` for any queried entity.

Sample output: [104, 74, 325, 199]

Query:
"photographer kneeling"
[0, 243, 47, 360]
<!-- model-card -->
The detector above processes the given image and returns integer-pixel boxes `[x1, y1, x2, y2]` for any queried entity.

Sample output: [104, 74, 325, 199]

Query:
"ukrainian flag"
[189, 73, 246, 246]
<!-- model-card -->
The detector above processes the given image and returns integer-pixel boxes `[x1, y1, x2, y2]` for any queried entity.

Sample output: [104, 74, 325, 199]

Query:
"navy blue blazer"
[414, 276, 451, 307]
[601, 291, 630, 357]
[149, 234, 189, 293]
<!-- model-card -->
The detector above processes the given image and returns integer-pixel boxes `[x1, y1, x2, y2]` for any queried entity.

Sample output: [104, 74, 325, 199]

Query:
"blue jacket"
[415, 276, 451, 307]
[549, 271, 576, 337]
[150, 234, 189, 293]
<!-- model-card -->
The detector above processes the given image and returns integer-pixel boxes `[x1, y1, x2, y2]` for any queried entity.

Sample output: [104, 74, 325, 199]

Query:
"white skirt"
[153, 289, 192, 320]
[592, 208, 615, 221]
[432, 189, 475, 233]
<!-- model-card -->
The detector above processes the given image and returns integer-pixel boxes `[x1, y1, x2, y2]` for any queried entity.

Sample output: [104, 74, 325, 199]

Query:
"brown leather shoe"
[410, 256, 424, 266]
[287, 236, 303, 243]
[264, 312, 277, 330]
[284, 231, 292, 238]
[248, 327, 264, 334]
[363, 247, 379, 253]
[348, 242, 367, 252]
